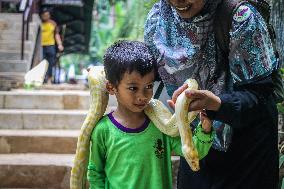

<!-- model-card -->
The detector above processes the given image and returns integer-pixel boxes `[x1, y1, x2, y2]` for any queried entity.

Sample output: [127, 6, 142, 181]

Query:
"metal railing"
[19, 0, 34, 60]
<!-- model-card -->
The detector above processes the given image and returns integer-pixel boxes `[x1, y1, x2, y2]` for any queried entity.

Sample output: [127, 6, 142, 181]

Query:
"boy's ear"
[106, 81, 116, 95]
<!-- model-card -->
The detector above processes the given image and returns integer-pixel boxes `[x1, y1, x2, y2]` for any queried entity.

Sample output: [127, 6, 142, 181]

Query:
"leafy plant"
[277, 68, 284, 114]
[89, 0, 158, 62]
[60, 0, 159, 73]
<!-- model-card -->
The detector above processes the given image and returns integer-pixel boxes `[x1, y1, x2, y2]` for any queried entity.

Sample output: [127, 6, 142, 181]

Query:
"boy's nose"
[137, 95, 148, 103]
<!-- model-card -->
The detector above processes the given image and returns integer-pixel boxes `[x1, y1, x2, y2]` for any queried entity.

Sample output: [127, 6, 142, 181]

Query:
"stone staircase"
[0, 89, 117, 188]
[0, 88, 180, 188]
[0, 13, 40, 90]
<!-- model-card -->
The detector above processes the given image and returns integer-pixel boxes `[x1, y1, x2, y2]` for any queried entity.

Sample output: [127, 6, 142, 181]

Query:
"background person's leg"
[48, 45, 57, 83]
[43, 46, 56, 83]
[42, 46, 51, 83]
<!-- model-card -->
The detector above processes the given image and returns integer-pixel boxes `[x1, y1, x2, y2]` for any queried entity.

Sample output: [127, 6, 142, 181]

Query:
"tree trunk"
[271, 0, 284, 63]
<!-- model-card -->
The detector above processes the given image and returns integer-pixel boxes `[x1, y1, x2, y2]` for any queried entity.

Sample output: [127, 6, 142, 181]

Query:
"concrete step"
[0, 72, 26, 90]
[0, 50, 30, 61]
[0, 32, 34, 41]
[41, 83, 88, 90]
[0, 153, 180, 189]
[0, 13, 23, 20]
[0, 109, 87, 130]
[0, 60, 29, 73]
[0, 153, 73, 189]
[0, 90, 90, 110]
[0, 13, 39, 21]
[0, 72, 25, 82]
[0, 89, 117, 110]
[0, 107, 116, 129]
[0, 21, 38, 34]
[0, 130, 79, 154]
[0, 79, 21, 91]
[0, 40, 32, 51]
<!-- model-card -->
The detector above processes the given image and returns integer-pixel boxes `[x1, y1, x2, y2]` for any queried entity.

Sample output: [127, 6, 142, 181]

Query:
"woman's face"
[168, 0, 205, 19]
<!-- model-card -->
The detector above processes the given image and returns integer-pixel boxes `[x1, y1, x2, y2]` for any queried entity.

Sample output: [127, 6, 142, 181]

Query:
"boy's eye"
[146, 84, 153, 89]
[128, 87, 137, 91]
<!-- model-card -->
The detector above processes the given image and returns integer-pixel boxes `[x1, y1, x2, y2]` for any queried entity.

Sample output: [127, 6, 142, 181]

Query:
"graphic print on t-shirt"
[153, 139, 164, 159]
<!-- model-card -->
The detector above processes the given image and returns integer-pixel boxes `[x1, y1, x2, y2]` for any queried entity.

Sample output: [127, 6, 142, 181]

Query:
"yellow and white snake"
[70, 66, 200, 189]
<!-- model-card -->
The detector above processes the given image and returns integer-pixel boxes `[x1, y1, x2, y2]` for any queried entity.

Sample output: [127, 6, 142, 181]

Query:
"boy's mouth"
[134, 103, 147, 108]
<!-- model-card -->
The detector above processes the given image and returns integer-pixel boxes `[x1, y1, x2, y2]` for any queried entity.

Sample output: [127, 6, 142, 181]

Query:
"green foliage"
[280, 154, 284, 189]
[60, 0, 158, 71]
[278, 103, 284, 114]
[144, 0, 159, 10]
[60, 54, 90, 75]
[277, 68, 284, 113]
[89, 0, 159, 62]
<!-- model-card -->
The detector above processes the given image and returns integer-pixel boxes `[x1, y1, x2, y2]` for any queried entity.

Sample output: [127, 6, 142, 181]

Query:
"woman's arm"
[168, 75, 274, 129]
[206, 76, 274, 128]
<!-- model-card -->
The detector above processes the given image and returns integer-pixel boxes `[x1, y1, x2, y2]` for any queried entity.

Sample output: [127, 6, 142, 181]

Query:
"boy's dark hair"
[104, 40, 157, 86]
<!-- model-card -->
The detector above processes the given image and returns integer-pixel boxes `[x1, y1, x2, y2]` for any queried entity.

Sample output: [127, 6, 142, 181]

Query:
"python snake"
[70, 66, 200, 188]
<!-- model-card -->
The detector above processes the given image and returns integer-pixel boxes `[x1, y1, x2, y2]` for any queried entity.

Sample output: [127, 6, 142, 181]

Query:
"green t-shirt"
[87, 113, 213, 189]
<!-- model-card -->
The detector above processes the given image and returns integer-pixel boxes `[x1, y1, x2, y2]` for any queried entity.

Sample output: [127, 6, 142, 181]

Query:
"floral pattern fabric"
[144, 0, 277, 151]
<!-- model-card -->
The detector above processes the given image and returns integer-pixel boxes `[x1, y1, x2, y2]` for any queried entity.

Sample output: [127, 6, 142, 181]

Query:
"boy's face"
[41, 12, 50, 22]
[108, 70, 155, 113]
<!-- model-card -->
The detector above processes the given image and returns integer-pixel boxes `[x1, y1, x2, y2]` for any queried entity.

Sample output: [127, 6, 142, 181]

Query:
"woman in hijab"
[145, 0, 278, 188]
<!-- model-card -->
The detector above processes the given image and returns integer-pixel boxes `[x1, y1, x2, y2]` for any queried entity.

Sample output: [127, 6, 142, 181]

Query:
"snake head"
[183, 146, 200, 171]
[189, 159, 200, 172]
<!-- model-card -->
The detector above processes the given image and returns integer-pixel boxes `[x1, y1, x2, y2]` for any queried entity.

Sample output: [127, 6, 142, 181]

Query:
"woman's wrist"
[204, 90, 222, 111]
[211, 95, 221, 111]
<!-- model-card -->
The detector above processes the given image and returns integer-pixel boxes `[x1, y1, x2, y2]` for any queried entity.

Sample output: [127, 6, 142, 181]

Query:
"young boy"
[87, 40, 213, 189]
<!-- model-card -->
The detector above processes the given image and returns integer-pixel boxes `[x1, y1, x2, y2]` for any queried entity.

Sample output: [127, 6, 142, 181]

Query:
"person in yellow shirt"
[40, 8, 64, 84]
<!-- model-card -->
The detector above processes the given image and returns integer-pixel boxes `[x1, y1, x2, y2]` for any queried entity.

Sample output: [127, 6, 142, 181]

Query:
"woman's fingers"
[188, 99, 205, 111]
[167, 100, 175, 110]
[168, 84, 188, 110]
[185, 89, 206, 99]
[170, 87, 221, 111]
[170, 88, 206, 111]
[186, 90, 221, 111]
[171, 84, 188, 104]
[185, 90, 206, 111]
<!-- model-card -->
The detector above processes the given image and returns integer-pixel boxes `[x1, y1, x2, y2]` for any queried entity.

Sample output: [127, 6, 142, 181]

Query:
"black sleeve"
[206, 75, 274, 129]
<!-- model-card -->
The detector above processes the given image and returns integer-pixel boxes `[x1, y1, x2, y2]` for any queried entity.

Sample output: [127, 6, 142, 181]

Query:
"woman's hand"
[167, 84, 222, 111]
